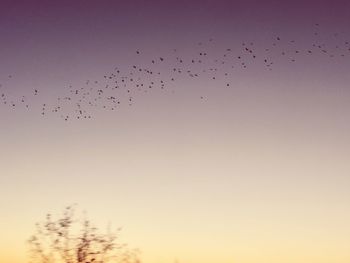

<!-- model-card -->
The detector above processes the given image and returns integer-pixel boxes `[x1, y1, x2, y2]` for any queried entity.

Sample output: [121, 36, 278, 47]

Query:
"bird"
[1, 22, 348, 121]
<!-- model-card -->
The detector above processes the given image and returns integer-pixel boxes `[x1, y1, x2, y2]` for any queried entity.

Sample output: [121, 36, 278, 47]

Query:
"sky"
[1, 1, 350, 263]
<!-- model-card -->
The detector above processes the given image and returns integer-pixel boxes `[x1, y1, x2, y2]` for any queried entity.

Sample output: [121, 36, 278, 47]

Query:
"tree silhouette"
[28, 205, 140, 263]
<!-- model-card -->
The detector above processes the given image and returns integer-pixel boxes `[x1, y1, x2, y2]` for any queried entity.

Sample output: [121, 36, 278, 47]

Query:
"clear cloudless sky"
[1, 1, 350, 263]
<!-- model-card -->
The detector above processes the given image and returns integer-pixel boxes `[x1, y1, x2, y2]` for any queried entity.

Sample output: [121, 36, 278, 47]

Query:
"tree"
[28, 205, 140, 263]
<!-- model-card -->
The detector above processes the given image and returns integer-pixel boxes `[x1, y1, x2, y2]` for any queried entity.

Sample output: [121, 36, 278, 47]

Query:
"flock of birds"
[1, 24, 349, 121]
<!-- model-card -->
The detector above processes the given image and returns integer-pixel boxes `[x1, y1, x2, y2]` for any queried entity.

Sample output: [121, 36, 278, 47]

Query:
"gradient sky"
[1, 1, 350, 263]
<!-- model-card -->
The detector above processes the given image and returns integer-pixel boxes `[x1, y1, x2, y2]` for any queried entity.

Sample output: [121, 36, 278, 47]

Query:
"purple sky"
[1, 1, 350, 263]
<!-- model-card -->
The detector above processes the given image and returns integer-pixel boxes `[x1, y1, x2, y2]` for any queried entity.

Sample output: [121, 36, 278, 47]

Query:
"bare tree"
[28, 205, 140, 263]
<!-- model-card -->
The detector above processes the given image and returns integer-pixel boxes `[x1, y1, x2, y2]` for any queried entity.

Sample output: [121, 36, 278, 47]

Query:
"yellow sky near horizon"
[1, 75, 350, 263]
